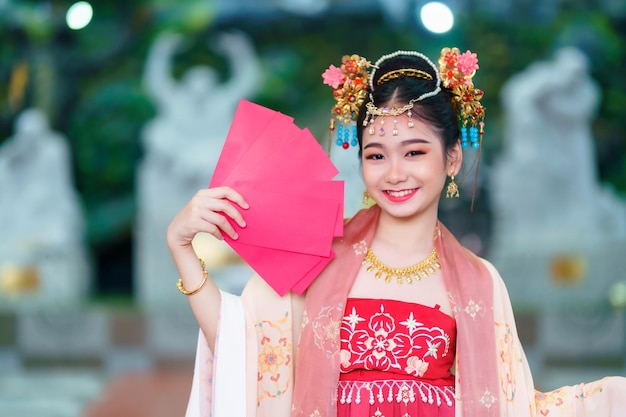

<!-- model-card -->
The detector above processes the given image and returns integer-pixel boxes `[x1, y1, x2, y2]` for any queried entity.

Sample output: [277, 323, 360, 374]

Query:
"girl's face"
[361, 113, 461, 221]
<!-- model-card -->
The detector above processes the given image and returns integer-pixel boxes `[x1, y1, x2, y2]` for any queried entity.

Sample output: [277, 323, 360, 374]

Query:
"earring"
[362, 190, 374, 206]
[446, 174, 460, 199]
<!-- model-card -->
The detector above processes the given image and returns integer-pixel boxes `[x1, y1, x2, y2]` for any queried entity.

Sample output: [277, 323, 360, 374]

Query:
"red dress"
[337, 298, 456, 417]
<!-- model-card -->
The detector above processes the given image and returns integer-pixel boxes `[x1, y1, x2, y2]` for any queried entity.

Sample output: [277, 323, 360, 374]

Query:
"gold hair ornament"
[363, 99, 418, 136]
[322, 48, 485, 147]
[376, 68, 433, 85]
[439, 48, 486, 211]
[438, 47, 485, 150]
[364, 50, 442, 136]
[369, 50, 441, 93]
[322, 54, 371, 151]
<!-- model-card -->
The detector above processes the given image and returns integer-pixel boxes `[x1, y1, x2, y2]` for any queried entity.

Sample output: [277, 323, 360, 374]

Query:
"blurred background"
[0, 0, 625, 416]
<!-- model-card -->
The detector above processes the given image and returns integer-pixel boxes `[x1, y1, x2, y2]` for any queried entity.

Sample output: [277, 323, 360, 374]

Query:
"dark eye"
[406, 150, 425, 157]
[365, 153, 384, 160]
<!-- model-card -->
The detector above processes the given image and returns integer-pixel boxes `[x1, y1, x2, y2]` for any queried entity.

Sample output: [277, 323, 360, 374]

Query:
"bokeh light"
[66, 1, 93, 30]
[419, 2, 454, 34]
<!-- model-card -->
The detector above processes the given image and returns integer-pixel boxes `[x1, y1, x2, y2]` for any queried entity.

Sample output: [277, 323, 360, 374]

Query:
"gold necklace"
[363, 247, 441, 284]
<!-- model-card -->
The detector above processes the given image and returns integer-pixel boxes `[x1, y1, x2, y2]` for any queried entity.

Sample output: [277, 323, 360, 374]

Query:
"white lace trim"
[337, 379, 454, 407]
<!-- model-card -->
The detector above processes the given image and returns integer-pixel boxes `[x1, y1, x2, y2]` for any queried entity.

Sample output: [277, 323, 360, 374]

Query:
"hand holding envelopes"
[210, 100, 344, 296]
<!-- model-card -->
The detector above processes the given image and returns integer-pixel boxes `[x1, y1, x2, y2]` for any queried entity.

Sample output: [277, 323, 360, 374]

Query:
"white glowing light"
[420, 2, 454, 34]
[66, 2, 93, 30]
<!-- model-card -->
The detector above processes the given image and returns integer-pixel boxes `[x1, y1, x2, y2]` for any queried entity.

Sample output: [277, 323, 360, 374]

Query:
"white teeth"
[387, 189, 414, 197]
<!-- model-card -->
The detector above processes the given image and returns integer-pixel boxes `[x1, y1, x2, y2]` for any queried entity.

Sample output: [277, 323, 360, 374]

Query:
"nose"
[384, 157, 408, 184]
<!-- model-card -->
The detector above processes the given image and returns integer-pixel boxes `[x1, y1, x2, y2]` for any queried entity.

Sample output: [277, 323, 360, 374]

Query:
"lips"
[383, 188, 417, 202]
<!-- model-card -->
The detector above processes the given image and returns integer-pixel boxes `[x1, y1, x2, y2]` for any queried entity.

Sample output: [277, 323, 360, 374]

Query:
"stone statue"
[136, 31, 262, 308]
[0, 108, 89, 306]
[489, 47, 626, 380]
[330, 145, 365, 218]
[491, 47, 626, 252]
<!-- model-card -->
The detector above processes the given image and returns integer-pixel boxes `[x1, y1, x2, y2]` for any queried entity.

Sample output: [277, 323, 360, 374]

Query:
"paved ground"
[82, 368, 192, 417]
[0, 368, 192, 417]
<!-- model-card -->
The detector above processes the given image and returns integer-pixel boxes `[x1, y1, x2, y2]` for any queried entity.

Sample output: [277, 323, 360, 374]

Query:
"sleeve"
[185, 275, 302, 417]
[185, 291, 248, 417]
[483, 258, 626, 417]
[534, 377, 626, 416]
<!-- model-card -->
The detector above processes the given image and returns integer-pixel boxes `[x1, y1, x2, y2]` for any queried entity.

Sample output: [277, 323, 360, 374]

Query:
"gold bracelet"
[176, 258, 208, 296]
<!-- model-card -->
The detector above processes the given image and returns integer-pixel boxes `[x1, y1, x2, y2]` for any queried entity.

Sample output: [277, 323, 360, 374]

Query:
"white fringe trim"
[337, 379, 454, 407]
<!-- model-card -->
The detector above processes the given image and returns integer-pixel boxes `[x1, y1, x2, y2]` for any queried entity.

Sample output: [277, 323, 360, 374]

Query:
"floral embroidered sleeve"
[487, 258, 626, 417]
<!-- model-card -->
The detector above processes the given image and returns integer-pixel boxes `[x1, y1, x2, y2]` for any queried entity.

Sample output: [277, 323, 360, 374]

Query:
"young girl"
[167, 48, 626, 417]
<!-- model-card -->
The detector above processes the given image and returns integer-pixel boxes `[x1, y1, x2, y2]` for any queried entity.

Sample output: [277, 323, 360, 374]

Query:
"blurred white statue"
[489, 48, 626, 372]
[0, 108, 89, 305]
[330, 144, 365, 218]
[491, 47, 626, 251]
[136, 31, 262, 307]
[141, 31, 262, 184]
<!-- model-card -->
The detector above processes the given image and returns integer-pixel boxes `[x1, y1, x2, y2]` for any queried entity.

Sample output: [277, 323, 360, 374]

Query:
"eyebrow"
[363, 138, 430, 150]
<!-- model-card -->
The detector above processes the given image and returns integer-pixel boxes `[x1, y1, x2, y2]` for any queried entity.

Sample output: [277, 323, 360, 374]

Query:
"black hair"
[356, 53, 460, 158]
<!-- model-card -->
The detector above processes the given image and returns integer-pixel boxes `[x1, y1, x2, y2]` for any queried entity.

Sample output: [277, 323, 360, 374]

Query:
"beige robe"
[186, 207, 626, 417]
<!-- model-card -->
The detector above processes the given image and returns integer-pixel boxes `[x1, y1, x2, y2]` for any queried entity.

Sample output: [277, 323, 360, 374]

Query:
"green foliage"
[69, 80, 154, 243]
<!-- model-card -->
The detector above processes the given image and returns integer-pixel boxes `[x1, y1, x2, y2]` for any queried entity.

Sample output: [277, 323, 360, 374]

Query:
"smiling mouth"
[384, 189, 417, 197]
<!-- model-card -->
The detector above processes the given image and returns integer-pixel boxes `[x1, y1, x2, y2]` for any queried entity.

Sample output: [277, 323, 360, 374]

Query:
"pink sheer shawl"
[291, 205, 501, 416]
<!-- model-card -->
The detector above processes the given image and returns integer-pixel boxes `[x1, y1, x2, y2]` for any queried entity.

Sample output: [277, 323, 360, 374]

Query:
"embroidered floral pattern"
[344, 304, 412, 371]
[480, 388, 496, 409]
[312, 305, 344, 356]
[464, 298, 483, 319]
[575, 380, 605, 399]
[353, 240, 368, 255]
[259, 340, 288, 376]
[340, 349, 352, 368]
[399, 311, 423, 332]
[495, 319, 520, 401]
[405, 356, 429, 377]
[340, 300, 454, 379]
[535, 389, 568, 415]
[447, 290, 462, 320]
[256, 313, 292, 405]
[345, 306, 366, 328]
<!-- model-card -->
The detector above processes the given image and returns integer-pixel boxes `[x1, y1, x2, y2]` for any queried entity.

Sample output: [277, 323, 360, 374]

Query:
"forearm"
[166, 186, 249, 351]
[169, 243, 221, 351]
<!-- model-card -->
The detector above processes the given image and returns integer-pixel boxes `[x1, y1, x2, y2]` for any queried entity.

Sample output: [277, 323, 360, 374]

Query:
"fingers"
[200, 211, 237, 241]
[188, 187, 249, 240]
[210, 186, 249, 212]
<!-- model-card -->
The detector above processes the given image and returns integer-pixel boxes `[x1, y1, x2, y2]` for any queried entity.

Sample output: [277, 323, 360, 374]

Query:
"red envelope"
[221, 128, 337, 184]
[210, 101, 292, 186]
[210, 100, 344, 295]
[226, 240, 334, 297]
[224, 180, 339, 256]
[290, 252, 336, 295]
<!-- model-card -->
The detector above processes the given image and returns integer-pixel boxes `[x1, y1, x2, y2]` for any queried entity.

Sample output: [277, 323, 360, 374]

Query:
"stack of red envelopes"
[209, 100, 344, 296]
